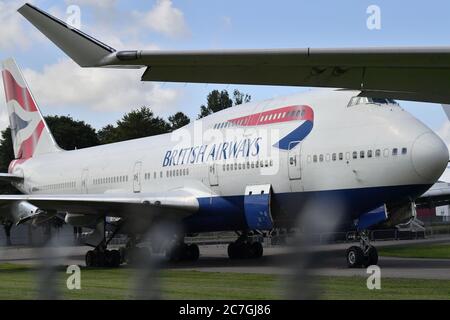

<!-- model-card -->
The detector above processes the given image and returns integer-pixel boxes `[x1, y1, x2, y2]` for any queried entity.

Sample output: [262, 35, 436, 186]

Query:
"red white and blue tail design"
[2, 58, 60, 168]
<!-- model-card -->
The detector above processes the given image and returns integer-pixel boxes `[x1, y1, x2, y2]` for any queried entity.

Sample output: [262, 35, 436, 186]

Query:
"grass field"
[0, 263, 449, 299]
[378, 243, 450, 259]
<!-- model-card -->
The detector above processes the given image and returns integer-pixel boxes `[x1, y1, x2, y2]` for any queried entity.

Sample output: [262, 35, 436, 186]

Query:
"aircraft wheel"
[187, 244, 200, 261]
[228, 242, 238, 259]
[346, 246, 364, 268]
[85, 250, 95, 267]
[110, 249, 121, 267]
[250, 242, 263, 259]
[364, 246, 378, 267]
[167, 243, 187, 262]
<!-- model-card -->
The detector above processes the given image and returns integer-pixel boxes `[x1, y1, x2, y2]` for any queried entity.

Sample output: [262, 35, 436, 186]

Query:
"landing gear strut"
[346, 230, 378, 268]
[228, 232, 264, 259]
[85, 218, 123, 268]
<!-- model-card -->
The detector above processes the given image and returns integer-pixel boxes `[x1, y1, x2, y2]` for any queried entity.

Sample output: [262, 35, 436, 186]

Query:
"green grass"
[0, 263, 449, 299]
[378, 243, 450, 259]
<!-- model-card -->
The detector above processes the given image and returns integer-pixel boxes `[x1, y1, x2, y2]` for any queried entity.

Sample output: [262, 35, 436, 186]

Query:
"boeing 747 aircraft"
[1, 3, 450, 268]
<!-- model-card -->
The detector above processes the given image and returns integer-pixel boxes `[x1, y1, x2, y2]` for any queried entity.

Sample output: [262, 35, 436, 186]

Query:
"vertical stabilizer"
[1, 58, 61, 160]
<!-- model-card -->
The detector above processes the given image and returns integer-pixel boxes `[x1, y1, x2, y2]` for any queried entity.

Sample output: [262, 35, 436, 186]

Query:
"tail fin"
[1, 58, 61, 160]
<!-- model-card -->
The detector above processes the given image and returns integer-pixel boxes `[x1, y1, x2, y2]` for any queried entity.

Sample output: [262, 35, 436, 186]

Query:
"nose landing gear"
[346, 230, 378, 268]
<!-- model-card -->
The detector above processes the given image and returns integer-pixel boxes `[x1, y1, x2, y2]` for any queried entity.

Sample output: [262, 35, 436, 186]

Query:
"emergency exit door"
[288, 141, 302, 180]
[133, 161, 142, 193]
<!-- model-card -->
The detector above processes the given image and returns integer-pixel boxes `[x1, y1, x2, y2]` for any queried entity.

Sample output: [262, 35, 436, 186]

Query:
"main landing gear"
[227, 232, 264, 260]
[166, 238, 200, 262]
[346, 230, 378, 268]
[85, 220, 123, 268]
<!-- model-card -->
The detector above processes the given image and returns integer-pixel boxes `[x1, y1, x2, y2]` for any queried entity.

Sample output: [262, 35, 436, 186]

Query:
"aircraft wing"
[18, 3, 450, 104]
[0, 190, 199, 218]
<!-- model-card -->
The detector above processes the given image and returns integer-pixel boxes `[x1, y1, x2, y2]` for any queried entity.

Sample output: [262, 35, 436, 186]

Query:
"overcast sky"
[1, 0, 450, 144]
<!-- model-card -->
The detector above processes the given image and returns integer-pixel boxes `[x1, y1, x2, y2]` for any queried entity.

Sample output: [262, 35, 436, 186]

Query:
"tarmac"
[0, 235, 449, 280]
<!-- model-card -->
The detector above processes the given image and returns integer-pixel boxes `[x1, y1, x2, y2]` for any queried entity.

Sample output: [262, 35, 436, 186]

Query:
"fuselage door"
[81, 169, 89, 194]
[133, 161, 142, 193]
[208, 164, 219, 186]
[244, 184, 273, 230]
[288, 141, 302, 180]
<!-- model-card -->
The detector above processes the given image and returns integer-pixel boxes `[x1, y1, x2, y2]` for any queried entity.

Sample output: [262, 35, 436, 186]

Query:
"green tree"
[168, 112, 190, 130]
[97, 124, 121, 145]
[45, 115, 99, 150]
[197, 89, 251, 119]
[98, 107, 171, 144]
[233, 89, 251, 105]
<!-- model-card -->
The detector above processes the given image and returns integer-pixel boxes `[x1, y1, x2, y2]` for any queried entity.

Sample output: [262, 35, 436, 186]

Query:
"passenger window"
[360, 151, 365, 159]
[383, 149, 389, 157]
[402, 147, 407, 155]
[367, 150, 373, 158]
[332, 153, 336, 161]
[339, 153, 343, 160]
[326, 154, 330, 162]
[352, 151, 357, 159]
[392, 148, 398, 156]
[313, 155, 318, 163]
[307, 155, 312, 163]
[319, 155, 324, 162]
[375, 149, 381, 157]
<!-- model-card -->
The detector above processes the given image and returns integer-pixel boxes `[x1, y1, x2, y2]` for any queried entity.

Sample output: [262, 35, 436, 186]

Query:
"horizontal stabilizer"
[18, 3, 115, 67]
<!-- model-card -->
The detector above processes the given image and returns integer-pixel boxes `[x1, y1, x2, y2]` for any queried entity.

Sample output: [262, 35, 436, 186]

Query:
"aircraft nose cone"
[412, 132, 449, 182]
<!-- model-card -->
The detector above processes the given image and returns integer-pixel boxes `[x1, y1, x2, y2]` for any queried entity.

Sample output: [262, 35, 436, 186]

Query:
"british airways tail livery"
[0, 3, 449, 268]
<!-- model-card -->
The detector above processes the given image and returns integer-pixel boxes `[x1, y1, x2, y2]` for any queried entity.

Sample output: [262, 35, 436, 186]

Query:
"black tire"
[104, 250, 113, 267]
[142, 247, 152, 261]
[85, 250, 94, 267]
[110, 249, 121, 267]
[187, 244, 200, 261]
[250, 242, 263, 259]
[228, 242, 237, 259]
[364, 246, 379, 267]
[240, 243, 252, 259]
[346, 246, 364, 268]
[167, 243, 186, 262]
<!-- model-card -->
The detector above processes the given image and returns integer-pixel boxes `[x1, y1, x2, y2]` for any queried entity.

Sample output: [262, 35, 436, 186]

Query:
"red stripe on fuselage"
[2, 69, 38, 112]
[228, 105, 314, 127]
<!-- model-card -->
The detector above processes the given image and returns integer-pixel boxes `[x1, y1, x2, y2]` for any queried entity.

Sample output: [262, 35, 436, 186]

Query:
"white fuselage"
[10, 90, 448, 232]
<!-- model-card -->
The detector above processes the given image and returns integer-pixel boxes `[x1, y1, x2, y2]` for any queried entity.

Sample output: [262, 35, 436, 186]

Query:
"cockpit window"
[348, 96, 398, 107]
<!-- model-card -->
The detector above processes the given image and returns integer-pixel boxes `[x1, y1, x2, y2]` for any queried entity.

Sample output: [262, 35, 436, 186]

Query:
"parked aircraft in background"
[1, 3, 449, 268]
